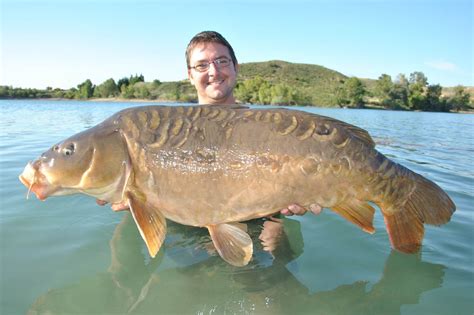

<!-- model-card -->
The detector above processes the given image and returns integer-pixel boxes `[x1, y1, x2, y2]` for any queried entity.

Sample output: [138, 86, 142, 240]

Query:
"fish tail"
[378, 162, 455, 253]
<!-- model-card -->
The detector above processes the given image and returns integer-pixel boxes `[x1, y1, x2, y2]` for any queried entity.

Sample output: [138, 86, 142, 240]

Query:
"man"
[185, 31, 317, 217]
[186, 31, 238, 105]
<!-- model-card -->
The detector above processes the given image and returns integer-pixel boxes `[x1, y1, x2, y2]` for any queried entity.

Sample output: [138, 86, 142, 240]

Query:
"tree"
[389, 74, 409, 109]
[387, 85, 408, 109]
[448, 85, 471, 111]
[129, 74, 145, 85]
[270, 84, 288, 105]
[76, 79, 94, 99]
[235, 76, 308, 105]
[409, 71, 428, 86]
[258, 82, 272, 104]
[396, 74, 409, 89]
[408, 71, 428, 110]
[121, 84, 135, 99]
[93, 78, 119, 98]
[235, 76, 268, 104]
[344, 77, 366, 108]
[375, 74, 394, 107]
[65, 88, 78, 99]
[117, 77, 130, 92]
[0, 86, 9, 98]
[424, 84, 446, 111]
[334, 85, 349, 107]
[133, 82, 151, 99]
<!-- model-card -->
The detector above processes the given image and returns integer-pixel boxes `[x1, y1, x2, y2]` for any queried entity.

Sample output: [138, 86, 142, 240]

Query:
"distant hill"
[441, 85, 474, 100]
[1, 60, 472, 109]
[237, 60, 347, 106]
[237, 61, 473, 106]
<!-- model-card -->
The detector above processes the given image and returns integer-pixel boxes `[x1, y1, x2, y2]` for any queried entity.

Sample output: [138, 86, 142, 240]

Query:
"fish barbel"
[19, 105, 455, 266]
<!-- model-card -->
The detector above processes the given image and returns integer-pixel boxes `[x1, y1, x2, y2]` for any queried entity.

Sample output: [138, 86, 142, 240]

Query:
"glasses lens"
[215, 58, 230, 67]
[192, 58, 231, 72]
[194, 62, 210, 72]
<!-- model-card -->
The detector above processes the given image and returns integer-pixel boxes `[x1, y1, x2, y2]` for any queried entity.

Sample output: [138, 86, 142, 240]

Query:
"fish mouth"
[19, 162, 55, 201]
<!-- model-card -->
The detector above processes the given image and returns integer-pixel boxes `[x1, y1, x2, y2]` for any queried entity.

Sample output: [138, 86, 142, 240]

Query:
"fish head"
[19, 125, 130, 202]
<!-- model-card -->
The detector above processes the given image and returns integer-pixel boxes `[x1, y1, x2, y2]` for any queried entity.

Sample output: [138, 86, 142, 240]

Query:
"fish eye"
[63, 143, 75, 156]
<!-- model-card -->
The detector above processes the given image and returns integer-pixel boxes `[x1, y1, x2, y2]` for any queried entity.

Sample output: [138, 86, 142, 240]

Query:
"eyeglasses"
[189, 57, 232, 72]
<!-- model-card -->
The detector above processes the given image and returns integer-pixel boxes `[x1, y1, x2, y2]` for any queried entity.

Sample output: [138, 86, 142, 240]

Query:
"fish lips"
[19, 162, 56, 201]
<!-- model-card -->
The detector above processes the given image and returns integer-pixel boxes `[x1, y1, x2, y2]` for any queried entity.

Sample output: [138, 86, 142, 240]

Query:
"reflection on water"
[28, 213, 445, 315]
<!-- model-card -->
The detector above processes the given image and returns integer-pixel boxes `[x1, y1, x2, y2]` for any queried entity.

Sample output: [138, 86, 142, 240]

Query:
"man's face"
[188, 42, 238, 104]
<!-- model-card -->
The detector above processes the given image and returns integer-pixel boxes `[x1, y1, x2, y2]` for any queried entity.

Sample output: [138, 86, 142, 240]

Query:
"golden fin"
[408, 173, 456, 225]
[127, 193, 166, 258]
[380, 171, 455, 253]
[332, 199, 376, 234]
[207, 223, 253, 266]
[383, 207, 424, 253]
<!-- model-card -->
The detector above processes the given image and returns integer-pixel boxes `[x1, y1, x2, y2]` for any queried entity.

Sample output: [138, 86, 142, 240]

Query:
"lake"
[1, 99, 473, 315]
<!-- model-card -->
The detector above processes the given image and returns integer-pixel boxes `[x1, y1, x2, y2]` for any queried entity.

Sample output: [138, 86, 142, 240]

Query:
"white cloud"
[425, 60, 458, 71]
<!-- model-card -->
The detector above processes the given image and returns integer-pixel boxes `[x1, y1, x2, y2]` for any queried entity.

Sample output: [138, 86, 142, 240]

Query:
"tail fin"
[381, 171, 455, 253]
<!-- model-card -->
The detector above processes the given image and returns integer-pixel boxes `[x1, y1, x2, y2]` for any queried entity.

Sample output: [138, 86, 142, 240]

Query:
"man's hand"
[259, 217, 284, 253]
[96, 199, 130, 212]
[280, 203, 323, 216]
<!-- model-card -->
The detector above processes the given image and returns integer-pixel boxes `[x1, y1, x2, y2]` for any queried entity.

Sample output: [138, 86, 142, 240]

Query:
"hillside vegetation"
[237, 60, 347, 106]
[1, 60, 472, 112]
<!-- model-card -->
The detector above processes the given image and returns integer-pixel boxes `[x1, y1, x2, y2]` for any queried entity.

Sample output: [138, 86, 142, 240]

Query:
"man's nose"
[207, 62, 219, 76]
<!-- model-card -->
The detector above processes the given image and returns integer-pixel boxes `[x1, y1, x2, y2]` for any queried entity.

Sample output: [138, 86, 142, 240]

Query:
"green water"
[1, 100, 473, 314]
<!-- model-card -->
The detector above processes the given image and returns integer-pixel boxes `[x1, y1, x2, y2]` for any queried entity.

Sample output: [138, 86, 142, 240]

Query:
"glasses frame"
[189, 57, 233, 73]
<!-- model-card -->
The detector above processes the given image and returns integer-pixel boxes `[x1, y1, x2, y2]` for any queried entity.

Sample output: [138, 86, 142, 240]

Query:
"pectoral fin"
[207, 223, 253, 266]
[127, 193, 166, 258]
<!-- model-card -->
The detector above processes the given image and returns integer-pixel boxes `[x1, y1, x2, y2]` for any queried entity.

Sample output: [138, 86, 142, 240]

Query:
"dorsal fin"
[344, 123, 375, 147]
[277, 109, 376, 148]
[326, 116, 375, 147]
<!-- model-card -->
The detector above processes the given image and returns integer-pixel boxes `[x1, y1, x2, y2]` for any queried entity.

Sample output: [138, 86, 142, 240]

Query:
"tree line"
[0, 74, 197, 103]
[335, 72, 472, 112]
[0, 71, 471, 112]
[234, 76, 312, 105]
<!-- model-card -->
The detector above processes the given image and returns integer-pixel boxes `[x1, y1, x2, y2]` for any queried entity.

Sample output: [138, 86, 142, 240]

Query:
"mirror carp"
[19, 105, 455, 266]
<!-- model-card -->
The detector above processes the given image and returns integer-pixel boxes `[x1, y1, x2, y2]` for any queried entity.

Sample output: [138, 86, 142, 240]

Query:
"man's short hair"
[185, 31, 238, 69]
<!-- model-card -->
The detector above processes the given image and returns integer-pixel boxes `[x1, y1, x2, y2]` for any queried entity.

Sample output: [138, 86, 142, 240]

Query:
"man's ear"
[235, 62, 240, 73]
[188, 69, 196, 86]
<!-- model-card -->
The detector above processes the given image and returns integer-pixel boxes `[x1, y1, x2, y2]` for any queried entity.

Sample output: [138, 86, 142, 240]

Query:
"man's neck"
[199, 96, 236, 105]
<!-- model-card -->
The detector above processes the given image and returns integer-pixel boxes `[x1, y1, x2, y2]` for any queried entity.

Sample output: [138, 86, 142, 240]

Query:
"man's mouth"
[207, 80, 224, 86]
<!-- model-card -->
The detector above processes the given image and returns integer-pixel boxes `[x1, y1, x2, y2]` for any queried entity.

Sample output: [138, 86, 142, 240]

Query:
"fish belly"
[140, 154, 349, 227]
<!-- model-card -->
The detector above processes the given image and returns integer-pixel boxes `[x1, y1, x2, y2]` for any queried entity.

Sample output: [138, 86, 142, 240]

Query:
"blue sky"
[1, 0, 472, 89]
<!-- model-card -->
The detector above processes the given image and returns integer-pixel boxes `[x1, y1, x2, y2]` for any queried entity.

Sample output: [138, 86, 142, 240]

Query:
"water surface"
[1, 100, 473, 314]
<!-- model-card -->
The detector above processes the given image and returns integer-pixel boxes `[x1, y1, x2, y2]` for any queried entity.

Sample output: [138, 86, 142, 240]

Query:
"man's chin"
[201, 96, 222, 104]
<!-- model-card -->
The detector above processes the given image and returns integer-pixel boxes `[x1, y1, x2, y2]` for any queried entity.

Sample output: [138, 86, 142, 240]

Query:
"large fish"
[19, 105, 455, 266]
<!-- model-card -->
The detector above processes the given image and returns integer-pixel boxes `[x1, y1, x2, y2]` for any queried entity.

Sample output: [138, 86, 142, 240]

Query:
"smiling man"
[186, 31, 238, 105]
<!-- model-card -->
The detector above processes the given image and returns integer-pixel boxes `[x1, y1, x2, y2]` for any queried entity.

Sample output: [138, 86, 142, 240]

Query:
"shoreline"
[0, 97, 186, 103]
[1, 97, 473, 113]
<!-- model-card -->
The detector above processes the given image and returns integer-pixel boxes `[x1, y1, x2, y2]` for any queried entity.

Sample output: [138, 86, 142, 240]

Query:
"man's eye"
[216, 58, 230, 65]
[196, 63, 209, 70]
